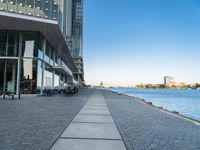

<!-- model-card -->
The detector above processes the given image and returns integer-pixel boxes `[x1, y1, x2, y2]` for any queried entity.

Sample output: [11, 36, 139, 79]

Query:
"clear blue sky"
[83, 0, 200, 86]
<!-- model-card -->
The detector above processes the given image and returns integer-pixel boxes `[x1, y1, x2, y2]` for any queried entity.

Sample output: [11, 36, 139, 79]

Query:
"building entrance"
[0, 59, 18, 93]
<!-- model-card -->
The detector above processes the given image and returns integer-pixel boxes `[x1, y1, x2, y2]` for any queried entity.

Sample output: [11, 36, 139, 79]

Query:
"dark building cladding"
[0, 0, 84, 94]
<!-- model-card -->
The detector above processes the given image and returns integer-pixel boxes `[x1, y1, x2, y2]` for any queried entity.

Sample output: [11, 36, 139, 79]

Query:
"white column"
[52, 49, 55, 89]
[40, 39, 46, 94]
[16, 32, 22, 95]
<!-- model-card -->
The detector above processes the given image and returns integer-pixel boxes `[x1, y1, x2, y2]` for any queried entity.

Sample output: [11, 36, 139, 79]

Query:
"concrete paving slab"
[82, 106, 108, 109]
[61, 122, 122, 139]
[50, 90, 127, 150]
[86, 104, 107, 107]
[80, 107, 109, 112]
[51, 139, 126, 150]
[79, 109, 110, 115]
[87, 100, 105, 103]
[86, 103, 106, 106]
[73, 114, 114, 123]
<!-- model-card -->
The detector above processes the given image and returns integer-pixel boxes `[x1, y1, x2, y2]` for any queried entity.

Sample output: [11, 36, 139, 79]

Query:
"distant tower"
[164, 76, 173, 85]
[100, 82, 104, 87]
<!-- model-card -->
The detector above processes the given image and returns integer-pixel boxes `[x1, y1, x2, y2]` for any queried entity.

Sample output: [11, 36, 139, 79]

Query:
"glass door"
[0, 59, 18, 93]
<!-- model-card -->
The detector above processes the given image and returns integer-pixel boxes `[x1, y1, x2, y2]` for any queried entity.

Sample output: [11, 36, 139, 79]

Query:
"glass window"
[22, 32, 39, 58]
[26, 0, 34, 8]
[0, 0, 7, 11]
[20, 59, 37, 94]
[17, 0, 26, 14]
[38, 34, 44, 59]
[23, 40, 34, 57]
[44, 64, 53, 89]
[35, 0, 44, 17]
[1, 59, 18, 92]
[37, 60, 43, 93]
[7, 32, 19, 57]
[0, 59, 5, 91]
[0, 31, 7, 56]
[49, 47, 54, 66]
[18, 0, 25, 6]
[35, 0, 43, 10]
[54, 52, 58, 66]
[52, 3, 58, 20]
[52, 0, 59, 5]
[44, 0, 51, 19]
[54, 72, 59, 88]
[8, 0, 17, 13]
[44, 42, 50, 64]
[26, 0, 34, 16]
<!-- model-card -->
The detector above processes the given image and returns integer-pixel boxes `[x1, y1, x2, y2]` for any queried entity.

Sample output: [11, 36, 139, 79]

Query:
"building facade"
[164, 76, 174, 85]
[67, 0, 84, 85]
[0, 0, 84, 94]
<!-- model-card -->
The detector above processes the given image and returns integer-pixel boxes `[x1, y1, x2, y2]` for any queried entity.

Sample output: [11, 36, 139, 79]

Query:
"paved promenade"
[51, 90, 126, 150]
[0, 89, 92, 150]
[102, 90, 200, 150]
[1, 88, 200, 150]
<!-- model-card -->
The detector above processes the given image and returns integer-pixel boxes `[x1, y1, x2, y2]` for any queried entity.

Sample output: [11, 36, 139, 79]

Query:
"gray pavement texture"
[0, 89, 93, 150]
[1, 88, 200, 150]
[51, 90, 126, 150]
[102, 90, 200, 150]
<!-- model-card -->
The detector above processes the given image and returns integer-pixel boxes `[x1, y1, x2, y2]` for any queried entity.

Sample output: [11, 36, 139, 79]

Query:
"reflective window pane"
[0, 59, 18, 92]
[7, 31, 19, 57]
[17, 0, 26, 14]
[0, 0, 7, 11]
[20, 59, 37, 94]
[8, 0, 17, 13]
[0, 59, 5, 91]
[22, 32, 39, 58]
[0, 31, 7, 56]
[38, 34, 44, 59]
[26, 0, 34, 16]
[37, 60, 43, 93]
[44, 42, 50, 64]
[44, 64, 53, 89]
[54, 72, 59, 88]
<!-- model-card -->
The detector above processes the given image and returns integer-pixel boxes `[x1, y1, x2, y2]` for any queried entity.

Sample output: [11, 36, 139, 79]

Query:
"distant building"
[100, 82, 104, 87]
[164, 76, 173, 85]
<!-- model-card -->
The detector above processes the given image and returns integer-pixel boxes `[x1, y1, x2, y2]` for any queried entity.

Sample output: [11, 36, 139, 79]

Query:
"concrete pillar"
[52, 70, 55, 89]
[3, 32, 8, 92]
[3, 60, 7, 92]
[16, 32, 22, 95]
[52, 48, 55, 89]
[12, 63, 16, 83]
[59, 74, 61, 89]
[40, 39, 46, 94]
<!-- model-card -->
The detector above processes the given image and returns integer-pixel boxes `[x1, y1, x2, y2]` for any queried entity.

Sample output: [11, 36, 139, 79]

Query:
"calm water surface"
[107, 88, 200, 121]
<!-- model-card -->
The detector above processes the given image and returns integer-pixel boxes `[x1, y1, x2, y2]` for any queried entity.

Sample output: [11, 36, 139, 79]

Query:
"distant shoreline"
[105, 87, 200, 90]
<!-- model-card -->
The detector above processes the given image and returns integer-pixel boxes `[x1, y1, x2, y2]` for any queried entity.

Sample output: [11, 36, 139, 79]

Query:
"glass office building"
[0, 0, 83, 94]
[71, 0, 84, 85]
[0, 0, 67, 32]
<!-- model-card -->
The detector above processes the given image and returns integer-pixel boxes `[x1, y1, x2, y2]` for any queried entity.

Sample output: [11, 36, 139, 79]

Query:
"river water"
[107, 88, 200, 121]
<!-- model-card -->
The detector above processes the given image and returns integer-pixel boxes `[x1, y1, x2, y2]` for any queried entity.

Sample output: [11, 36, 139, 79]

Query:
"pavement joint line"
[71, 121, 114, 124]
[102, 91, 129, 150]
[78, 113, 111, 116]
[81, 108, 109, 109]
[59, 137, 123, 141]
[51, 90, 127, 149]
[48, 90, 95, 150]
